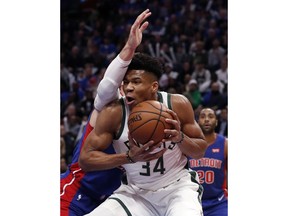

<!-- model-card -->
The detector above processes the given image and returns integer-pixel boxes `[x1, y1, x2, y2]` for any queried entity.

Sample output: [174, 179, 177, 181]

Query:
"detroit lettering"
[189, 158, 222, 169]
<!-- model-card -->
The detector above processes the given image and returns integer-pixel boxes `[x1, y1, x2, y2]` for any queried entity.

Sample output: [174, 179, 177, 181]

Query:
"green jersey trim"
[115, 98, 126, 140]
[108, 197, 132, 216]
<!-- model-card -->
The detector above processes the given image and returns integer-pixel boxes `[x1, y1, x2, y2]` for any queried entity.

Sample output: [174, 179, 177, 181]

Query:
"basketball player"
[79, 12, 208, 216]
[189, 108, 228, 216]
[60, 9, 152, 215]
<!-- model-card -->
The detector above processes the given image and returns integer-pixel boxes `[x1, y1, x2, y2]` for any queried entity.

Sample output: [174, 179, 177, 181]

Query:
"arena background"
[60, 0, 228, 168]
[1, 0, 287, 215]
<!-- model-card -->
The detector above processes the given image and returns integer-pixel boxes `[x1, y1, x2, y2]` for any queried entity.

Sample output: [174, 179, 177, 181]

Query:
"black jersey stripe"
[108, 197, 132, 216]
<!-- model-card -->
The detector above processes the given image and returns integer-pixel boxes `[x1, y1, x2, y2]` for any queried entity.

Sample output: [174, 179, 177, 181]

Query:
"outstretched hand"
[126, 9, 151, 50]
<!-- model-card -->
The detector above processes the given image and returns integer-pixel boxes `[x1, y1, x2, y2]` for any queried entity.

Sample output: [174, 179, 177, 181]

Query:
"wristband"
[126, 150, 135, 163]
[175, 132, 184, 144]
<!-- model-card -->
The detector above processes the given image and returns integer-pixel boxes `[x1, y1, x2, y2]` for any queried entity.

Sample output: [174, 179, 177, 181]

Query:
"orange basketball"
[128, 100, 173, 145]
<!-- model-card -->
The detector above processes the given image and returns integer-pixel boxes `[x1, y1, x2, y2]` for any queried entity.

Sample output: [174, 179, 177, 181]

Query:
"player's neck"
[205, 132, 217, 146]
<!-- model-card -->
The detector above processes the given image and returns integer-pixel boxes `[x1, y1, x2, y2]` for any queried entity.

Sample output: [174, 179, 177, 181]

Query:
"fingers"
[140, 140, 156, 152]
[128, 132, 140, 147]
[137, 9, 151, 24]
[132, 9, 151, 30]
[144, 148, 166, 161]
[129, 139, 166, 162]
[163, 109, 182, 143]
[165, 109, 177, 120]
[139, 21, 149, 32]
[165, 112, 181, 131]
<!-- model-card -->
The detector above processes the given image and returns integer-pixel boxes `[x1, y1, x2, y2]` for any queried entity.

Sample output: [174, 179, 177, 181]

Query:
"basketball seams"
[143, 101, 162, 110]
[130, 110, 162, 115]
[128, 100, 172, 145]
[133, 102, 163, 144]
[148, 102, 162, 143]
[130, 110, 171, 119]
[130, 121, 166, 144]
[132, 119, 165, 144]
[131, 101, 165, 112]
[129, 118, 163, 132]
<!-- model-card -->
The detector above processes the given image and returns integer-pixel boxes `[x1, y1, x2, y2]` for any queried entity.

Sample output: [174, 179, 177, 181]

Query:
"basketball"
[128, 100, 173, 145]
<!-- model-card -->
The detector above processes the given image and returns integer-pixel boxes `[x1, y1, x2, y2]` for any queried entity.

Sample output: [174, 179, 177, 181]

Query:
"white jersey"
[113, 91, 188, 191]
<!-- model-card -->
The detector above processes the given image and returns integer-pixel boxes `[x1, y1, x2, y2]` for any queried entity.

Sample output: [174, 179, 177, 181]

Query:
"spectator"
[215, 107, 228, 137]
[77, 63, 98, 92]
[79, 90, 95, 117]
[61, 82, 85, 115]
[207, 38, 226, 73]
[191, 58, 211, 94]
[159, 63, 170, 91]
[189, 40, 208, 65]
[215, 56, 228, 85]
[65, 45, 84, 72]
[202, 81, 226, 111]
[60, 124, 75, 165]
[63, 103, 82, 139]
[61, 63, 76, 92]
[178, 60, 193, 85]
[183, 79, 203, 109]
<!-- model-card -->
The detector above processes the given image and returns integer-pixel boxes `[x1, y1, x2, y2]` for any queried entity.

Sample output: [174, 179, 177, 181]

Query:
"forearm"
[119, 43, 137, 61]
[177, 133, 207, 159]
[94, 54, 131, 111]
[79, 150, 130, 172]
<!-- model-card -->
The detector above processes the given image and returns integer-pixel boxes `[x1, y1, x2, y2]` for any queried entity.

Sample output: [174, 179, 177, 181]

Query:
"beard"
[200, 125, 215, 134]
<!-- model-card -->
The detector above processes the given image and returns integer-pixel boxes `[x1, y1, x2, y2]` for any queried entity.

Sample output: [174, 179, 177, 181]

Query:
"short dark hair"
[127, 53, 163, 80]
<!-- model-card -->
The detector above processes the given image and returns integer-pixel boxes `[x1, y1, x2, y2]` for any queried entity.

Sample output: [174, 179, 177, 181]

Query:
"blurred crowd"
[60, 0, 228, 173]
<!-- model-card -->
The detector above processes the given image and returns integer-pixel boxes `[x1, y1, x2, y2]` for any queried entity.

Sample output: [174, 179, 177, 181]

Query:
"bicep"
[83, 128, 113, 153]
[83, 109, 117, 153]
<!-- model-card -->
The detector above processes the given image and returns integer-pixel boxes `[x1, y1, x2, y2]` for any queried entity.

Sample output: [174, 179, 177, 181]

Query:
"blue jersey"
[188, 134, 227, 214]
[60, 114, 123, 216]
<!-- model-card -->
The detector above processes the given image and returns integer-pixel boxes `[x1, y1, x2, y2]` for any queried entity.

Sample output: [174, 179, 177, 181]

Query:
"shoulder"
[102, 99, 123, 113]
[97, 99, 123, 130]
[170, 93, 196, 124]
[170, 93, 191, 108]
[217, 134, 228, 145]
[215, 133, 228, 159]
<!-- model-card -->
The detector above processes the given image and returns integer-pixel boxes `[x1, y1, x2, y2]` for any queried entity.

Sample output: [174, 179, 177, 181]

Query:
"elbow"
[197, 140, 209, 159]
[192, 151, 206, 159]
[190, 140, 208, 159]
[190, 149, 206, 159]
[78, 154, 90, 172]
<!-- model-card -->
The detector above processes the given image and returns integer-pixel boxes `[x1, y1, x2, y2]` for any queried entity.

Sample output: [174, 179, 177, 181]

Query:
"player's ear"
[152, 81, 159, 93]
[215, 120, 218, 127]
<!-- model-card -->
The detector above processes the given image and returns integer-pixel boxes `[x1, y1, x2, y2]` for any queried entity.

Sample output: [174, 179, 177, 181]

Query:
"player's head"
[123, 53, 164, 107]
[198, 108, 218, 135]
[127, 52, 163, 79]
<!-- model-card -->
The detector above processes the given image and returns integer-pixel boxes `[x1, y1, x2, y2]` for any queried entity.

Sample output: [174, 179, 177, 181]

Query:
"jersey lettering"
[189, 158, 222, 169]
[124, 140, 166, 176]
[168, 142, 176, 150]
[140, 162, 150, 176]
[197, 170, 215, 184]
[153, 156, 165, 174]
[140, 156, 165, 176]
